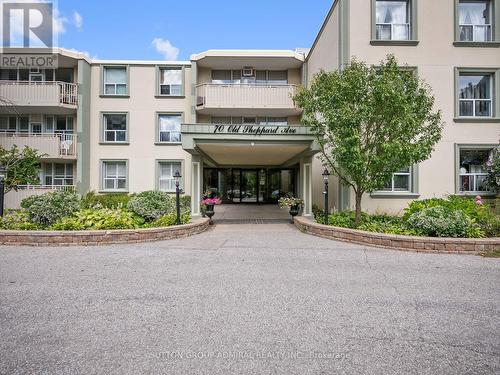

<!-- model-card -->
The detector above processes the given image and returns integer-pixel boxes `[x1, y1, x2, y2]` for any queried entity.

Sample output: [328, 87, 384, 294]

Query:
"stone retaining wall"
[294, 216, 499, 254]
[0, 218, 210, 246]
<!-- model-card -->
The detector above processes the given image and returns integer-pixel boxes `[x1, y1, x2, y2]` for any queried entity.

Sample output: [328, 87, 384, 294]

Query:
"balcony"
[0, 132, 77, 160]
[195, 84, 302, 116]
[0, 81, 78, 113]
[5, 185, 75, 209]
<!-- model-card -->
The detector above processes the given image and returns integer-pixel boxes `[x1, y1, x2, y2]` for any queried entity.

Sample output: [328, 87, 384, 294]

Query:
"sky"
[48, 0, 333, 60]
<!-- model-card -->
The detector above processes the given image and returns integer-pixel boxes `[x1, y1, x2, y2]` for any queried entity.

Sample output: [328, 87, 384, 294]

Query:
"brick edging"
[0, 218, 210, 246]
[294, 216, 500, 254]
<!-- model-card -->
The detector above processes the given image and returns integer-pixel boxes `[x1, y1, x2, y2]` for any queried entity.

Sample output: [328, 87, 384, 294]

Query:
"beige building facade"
[1, 0, 499, 215]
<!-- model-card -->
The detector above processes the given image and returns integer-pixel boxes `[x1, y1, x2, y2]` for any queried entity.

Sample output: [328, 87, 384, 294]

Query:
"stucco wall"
[89, 64, 193, 194]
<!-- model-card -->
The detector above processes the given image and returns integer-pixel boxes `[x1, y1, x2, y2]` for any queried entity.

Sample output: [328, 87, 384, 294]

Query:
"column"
[299, 157, 313, 217]
[190, 155, 202, 217]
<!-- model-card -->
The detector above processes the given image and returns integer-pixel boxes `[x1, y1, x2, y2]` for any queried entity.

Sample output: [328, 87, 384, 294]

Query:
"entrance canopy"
[181, 124, 319, 167]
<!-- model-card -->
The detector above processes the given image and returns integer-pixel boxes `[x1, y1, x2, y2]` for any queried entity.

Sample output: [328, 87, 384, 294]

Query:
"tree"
[0, 145, 44, 193]
[485, 144, 500, 194]
[294, 55, 443, 226]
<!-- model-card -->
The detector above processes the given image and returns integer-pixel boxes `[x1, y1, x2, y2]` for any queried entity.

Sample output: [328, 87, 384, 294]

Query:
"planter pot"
[205, 203, 215, 224]
[288, 204, 300, 223]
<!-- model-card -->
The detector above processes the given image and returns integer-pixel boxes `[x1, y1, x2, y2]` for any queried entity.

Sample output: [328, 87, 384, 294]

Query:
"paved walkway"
[213, 204, 291, 223]
[0, 223, 499, 374]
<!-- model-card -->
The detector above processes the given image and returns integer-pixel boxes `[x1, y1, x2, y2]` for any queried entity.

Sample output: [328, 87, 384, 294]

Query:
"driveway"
[0, 223, 499, 374]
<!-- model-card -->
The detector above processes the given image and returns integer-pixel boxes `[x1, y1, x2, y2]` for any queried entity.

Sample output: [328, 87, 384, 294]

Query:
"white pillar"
[190, 156, 201, 217]
[300, 158, 313, 216]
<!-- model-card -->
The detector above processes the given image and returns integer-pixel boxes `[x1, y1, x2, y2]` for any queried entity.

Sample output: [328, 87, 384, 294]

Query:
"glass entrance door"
[241, 170, 258, 203]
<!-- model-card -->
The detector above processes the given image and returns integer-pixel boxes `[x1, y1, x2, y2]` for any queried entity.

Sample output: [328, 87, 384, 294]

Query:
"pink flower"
[202, 197, 222, 205]
[475, 195, 482, 205]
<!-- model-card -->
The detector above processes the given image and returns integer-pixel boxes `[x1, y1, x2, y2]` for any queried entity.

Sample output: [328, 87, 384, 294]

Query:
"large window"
[211, 116, 288, 126]
[159, 67, 183, 96]
[158, 161, 182, 192]
[211, 70, 288, 85]
[375, 0, 410, 40]
[103, 113, 127, 143]
[42, 163, 74, 186]
[459, 74, 492, 117]
[381, 168, 412, 192]
[102, 161, 127, 191]
[158, 114, 182, 143]
[458, 147, 493, 193]
[459, 0, 492, 42]
[103, 66, 128, 95]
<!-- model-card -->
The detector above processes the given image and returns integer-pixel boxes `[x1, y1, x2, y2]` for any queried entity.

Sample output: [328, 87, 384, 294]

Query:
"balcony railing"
[0, 132, 77, 159]
[5, 185, 75, 209]
[196, 83, 301, 112]
[0, 80, 78, 108]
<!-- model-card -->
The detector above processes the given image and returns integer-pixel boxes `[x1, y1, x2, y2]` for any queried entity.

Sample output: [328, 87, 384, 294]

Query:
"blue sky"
[54, 0, 333, 60]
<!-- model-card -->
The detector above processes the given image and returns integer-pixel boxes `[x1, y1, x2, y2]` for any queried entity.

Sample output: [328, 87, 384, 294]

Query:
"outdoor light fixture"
[0, 165, 6, 217]
[174, 170, 182, 225]
[322, 168, 330, 224]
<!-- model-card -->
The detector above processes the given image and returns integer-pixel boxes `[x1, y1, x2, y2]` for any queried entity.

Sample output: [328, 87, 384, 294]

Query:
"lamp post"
[0, 165, 6, 217]
[174, 170, 182, 225]
[322, 168, 330, 224]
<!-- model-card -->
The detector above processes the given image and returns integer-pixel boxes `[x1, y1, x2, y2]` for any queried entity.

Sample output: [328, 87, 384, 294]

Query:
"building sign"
[213, 125, 298, 136]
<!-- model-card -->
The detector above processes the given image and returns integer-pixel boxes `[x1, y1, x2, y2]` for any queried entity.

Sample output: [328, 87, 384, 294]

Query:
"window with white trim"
[375, 0, 410, 40]
[103, 114, 127, 142]
[102, 161, 127, 191]
[159, 67, 182, 95]
[459, 0, 492, 42]
[158, 114, 182, 143]
[103, 66, 127, 95]
[42, 163, 73, 186]
[381, 168, 411, 192]
[459, 73, 492, 117]
[158, 162, 182, 192]
[458, 148, 492, 193]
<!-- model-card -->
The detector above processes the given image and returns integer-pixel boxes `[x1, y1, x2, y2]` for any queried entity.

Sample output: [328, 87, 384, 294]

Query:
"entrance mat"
[216, 219, 291, 224]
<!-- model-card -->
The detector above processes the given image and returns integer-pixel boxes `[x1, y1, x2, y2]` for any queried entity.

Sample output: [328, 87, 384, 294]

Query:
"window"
[0, 116, 17, 132]
[43, 163, 74, 186]
[55, 116, 74, 134]
[158, 162, 182, 192]
[211, 116, 289, 126]
[458, 147, 493, 193]
[459, 0, 492, 42]
[102, 161, 127, 191]
[375, 0, 410, 40]
[381, 168, 411, 192]
[159, 67, 183, 96]
[103, 114, 127, 143]
[459, 73, 492, 117]
[158, 114, 182, 143]
[103, 66, 128, 95]
[212, 70, 288, 85]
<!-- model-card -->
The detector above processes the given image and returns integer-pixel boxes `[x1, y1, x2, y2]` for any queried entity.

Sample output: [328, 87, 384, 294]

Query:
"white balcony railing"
[0, 80, 78, 107]
[5, 185, 75, 209]
[196, 83, 300, 111]
[0, 132, 77, 158]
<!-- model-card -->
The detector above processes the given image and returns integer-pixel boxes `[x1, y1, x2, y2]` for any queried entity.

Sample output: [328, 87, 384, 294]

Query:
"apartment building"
[0, 0, 499, 216]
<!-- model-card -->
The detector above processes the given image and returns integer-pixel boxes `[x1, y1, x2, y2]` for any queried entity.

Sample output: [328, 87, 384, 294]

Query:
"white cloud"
[151, 38, 179, 60]
[73, 11, 82, 30]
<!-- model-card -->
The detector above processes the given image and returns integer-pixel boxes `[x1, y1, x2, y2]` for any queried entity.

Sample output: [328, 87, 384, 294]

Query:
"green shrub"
[21, 190, 80, 226]
[407, 206, 483, 238]
[180, 195, 191, 213]
[149, 212, 191, 227]
[312, 204, 324, 223]
[80, 191, 132, 209]
[0, 210, 41, 230]
[326, 211, 369, 228]
[51, 208, 144, 230]
[127, 190, 175, 221]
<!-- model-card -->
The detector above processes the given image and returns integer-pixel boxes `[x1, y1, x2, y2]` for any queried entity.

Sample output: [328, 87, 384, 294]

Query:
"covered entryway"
[212, 203, 291, 223]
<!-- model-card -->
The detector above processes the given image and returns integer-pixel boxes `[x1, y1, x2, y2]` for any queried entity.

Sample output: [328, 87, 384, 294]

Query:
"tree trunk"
[354, 190, 363, 227]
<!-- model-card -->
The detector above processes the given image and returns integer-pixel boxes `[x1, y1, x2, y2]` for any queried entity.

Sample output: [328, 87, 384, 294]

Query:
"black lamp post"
[0, 165, 6, 217]
[322, 168, 330, 224]
[174, 170, 182, 225]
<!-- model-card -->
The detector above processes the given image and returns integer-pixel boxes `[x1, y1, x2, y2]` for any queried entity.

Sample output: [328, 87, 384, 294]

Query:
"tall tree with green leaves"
[0, 145, 44, 193]
[294, 55, 443, 225]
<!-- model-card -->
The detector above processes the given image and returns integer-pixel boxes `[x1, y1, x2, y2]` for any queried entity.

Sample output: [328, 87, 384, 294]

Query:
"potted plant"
[201, 190, 222, 224]
[278, 194, 304, 223]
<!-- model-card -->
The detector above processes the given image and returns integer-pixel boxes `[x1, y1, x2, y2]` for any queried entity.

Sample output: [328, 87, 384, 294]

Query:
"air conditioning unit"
[242, 67, 254, 77]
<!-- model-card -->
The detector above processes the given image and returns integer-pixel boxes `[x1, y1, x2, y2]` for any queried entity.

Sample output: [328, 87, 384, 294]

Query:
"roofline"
[191, 49, 306, 62]
[0, 47, 92, 64]
[91, 60, 191, 66]
[305, 0, 339, 62]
